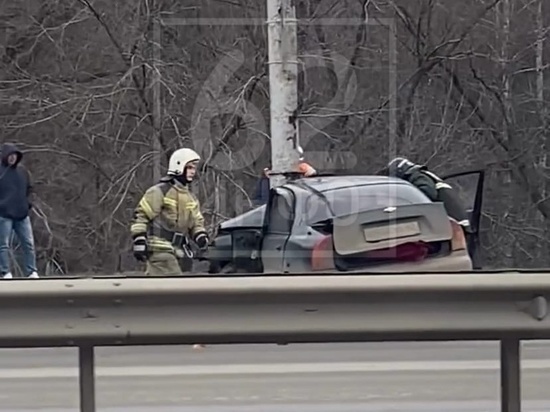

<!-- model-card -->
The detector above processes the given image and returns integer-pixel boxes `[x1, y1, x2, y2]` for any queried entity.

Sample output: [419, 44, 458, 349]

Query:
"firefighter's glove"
[194, 232, 209, 251]
[133, 235, 148, 262]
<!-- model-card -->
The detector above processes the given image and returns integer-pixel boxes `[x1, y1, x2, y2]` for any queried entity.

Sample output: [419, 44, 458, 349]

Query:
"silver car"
[206, 171, 484, 274]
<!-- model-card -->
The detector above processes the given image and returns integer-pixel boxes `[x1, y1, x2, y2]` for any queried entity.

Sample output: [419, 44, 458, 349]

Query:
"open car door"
[223, 206, 266, 274]
[227, 186, 295, 274]
[441, 169, 485, 269]
[259, 187, 295, 273]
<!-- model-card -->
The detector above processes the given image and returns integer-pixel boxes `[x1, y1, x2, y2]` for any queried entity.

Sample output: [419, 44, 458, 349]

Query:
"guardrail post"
[79, 345, 96, 412]
[500, 339, 521, 412]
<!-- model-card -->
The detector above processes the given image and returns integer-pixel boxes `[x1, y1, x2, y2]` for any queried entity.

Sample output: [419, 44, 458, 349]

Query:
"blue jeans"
[0, 216, 38, 276]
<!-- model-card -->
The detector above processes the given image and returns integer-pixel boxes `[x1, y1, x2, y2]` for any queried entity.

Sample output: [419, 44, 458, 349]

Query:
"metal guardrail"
[1, 272, 549, 412]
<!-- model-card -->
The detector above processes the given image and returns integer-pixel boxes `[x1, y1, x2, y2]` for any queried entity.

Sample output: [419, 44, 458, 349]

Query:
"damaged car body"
[207, 172, 484, 274]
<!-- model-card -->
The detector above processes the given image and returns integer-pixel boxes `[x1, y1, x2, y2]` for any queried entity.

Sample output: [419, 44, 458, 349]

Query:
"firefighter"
[130, 148, 210, 276]
[383, 156, 481, 265]
[383, 157, 471, 229]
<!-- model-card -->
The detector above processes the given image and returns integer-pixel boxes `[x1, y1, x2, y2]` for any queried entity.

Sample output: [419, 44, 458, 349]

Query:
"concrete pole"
[266, 0, 301, 188]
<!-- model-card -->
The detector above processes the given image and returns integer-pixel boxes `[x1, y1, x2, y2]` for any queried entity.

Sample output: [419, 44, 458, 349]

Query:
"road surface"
[0, 341, 550, 411]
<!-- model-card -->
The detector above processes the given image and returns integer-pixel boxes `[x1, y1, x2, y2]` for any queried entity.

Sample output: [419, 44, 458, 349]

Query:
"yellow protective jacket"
[130, 179, 206, 253]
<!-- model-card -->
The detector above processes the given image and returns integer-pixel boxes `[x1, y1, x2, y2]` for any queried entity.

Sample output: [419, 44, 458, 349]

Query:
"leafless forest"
[1, 0, 549, 274]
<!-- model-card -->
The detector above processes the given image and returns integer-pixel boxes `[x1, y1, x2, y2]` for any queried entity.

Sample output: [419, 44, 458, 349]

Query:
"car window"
[304, 183, 431, 224]
[442, 173, 480, 214]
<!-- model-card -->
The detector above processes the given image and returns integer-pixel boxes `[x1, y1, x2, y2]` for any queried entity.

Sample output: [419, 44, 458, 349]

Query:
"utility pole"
[266, 0, 301, 187]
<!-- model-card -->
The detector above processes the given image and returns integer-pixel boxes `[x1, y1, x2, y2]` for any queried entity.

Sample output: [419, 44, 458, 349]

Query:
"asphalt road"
[1, 341, 550, 411]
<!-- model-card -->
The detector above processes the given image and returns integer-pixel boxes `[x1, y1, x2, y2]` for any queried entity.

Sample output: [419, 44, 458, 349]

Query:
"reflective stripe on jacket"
[130, 180, 206, 252]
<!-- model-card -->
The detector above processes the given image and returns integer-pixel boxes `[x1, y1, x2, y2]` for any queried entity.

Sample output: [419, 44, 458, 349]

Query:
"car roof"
[285, 175, 432, 225]
[218, 175, 427, 231]
[284, 175, 409, 193]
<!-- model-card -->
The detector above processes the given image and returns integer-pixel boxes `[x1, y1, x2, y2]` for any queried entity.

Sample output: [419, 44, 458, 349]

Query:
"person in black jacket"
[382, 157, 471, 228]
[0, 143, 39, 279]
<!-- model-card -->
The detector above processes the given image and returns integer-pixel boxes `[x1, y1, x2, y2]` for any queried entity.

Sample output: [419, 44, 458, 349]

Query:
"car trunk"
[327, 203, 453, 270]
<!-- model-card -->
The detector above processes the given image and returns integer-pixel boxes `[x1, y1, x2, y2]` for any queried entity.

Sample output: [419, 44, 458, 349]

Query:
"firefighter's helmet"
[167, 148, 201, 176]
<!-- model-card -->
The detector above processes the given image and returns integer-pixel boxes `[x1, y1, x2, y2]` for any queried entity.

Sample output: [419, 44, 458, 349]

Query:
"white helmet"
[167, 148, 201, 176]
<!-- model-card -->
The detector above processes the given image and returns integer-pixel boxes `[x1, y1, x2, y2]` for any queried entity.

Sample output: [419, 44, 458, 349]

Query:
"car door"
[221, 206, 266, 274]
[441, 170, 485, 269]
[260, 187, 295, 273]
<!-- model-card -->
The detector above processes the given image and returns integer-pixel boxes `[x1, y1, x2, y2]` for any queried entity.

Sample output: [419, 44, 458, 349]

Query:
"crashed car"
[207, 171, 484, 274]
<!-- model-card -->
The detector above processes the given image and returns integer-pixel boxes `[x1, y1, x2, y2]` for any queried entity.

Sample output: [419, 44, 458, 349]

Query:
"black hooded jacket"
[0, 143, 33, 220]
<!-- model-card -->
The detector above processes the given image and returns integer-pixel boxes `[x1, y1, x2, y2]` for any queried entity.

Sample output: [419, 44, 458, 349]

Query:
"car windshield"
[304, 183, 431, 224]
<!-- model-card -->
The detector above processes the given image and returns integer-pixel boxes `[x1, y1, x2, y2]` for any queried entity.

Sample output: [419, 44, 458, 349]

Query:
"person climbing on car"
[382, 157, 471, 230]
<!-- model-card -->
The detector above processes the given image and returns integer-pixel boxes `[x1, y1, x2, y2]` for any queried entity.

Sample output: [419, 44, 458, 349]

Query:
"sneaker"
[2, 272, 13, 279]
[28, 272, 39, 279]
